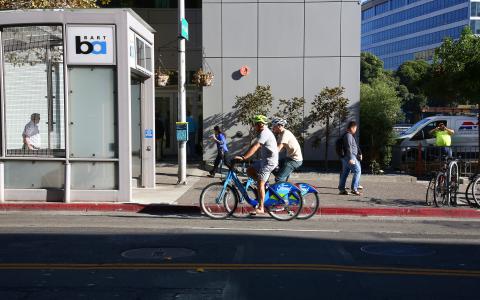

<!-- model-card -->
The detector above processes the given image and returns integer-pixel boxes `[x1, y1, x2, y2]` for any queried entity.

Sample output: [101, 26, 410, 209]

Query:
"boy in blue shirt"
[208, 126, 228, 177]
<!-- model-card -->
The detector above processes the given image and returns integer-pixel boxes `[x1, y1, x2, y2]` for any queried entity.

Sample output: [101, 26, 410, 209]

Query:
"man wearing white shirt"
[22, 113, 41, 150]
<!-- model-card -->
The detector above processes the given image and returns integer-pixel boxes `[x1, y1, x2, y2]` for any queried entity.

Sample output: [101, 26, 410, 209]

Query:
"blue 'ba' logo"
[75, 36, 107, 55]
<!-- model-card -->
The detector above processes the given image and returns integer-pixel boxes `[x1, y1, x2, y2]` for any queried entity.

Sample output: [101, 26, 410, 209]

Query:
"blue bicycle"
[235, 181, 320, 220]
[200, 159, 304, 221]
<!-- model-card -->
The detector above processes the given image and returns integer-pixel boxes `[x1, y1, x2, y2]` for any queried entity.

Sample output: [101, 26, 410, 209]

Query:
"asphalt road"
[0, 212, 479, 299]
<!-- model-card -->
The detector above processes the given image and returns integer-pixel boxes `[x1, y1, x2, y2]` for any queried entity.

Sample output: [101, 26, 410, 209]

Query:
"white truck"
[392, 116, 478, 168]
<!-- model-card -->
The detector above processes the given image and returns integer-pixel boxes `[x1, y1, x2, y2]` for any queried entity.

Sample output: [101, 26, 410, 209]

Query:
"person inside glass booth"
[22, 113, 41, 150]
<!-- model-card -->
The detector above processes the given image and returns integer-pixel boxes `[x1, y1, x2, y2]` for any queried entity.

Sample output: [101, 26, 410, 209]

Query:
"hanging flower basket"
[155, 71, 170, 87]
[193, 69, 214, 87]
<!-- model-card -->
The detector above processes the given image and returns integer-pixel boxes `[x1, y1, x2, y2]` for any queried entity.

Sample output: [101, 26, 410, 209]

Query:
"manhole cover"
[360, 244, 435, 257]
[121, 247, 196, 260]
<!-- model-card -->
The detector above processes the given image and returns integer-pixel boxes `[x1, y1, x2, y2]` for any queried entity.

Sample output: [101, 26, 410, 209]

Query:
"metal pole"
[177, 0, 187, 185]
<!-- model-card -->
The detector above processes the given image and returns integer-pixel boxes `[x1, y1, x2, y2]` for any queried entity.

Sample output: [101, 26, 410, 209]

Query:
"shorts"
[251, 160, 277, 182]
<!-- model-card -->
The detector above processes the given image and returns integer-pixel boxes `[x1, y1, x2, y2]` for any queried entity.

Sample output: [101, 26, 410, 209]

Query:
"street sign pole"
[177, 0, 187, 184]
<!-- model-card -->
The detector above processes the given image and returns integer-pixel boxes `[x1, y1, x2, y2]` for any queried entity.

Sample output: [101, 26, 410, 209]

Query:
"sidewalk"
[1, 162, 480, 218]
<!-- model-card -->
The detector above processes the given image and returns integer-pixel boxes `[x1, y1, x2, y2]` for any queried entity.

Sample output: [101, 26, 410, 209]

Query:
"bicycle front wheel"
[200, 182, 238, 219]
[464, 178, 474, 207]
[266, 181, 303, 221]
[433, 173, 448, 207]
[448, 161, 459, 206]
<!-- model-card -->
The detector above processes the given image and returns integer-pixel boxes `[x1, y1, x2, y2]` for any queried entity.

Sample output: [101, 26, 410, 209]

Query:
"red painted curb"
[320, 206, 480, 218]
[0, 203, 200, 214]
[0, 203, 479, 218]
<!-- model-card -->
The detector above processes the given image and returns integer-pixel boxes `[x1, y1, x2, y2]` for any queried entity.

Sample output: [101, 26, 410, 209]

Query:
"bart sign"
[67, 25, 115, 65]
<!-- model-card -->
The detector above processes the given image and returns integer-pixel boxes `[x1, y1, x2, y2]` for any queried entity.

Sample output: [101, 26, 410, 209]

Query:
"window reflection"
[1, 25, 65, 157]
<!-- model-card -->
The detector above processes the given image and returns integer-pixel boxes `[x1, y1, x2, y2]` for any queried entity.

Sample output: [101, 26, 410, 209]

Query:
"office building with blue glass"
[361, 0, 474, 70]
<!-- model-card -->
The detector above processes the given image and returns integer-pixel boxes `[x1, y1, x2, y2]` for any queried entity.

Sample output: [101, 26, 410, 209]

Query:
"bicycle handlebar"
[224, 158, 244, 171]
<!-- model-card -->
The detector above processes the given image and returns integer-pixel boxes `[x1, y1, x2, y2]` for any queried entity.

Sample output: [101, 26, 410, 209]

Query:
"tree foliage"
[428, 27, 480, 104]
[0, 0, 111, 9]
[308, 86, 349, 169]
[361, 52, 384, 84]
[396, 60, 430, 121]
[233, 85, 273, 127]
[274, 97, 306, 146]
[360, 80, 403, 166]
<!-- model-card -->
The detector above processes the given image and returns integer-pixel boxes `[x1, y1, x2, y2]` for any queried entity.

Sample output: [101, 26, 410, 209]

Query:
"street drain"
[121, 247, 196, 260]
[360, 244, 435, 257]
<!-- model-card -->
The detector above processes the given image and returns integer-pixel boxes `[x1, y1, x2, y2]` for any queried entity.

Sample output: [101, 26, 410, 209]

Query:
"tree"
[0, 0, 111, 9]
[396, 60, 430, 122]
[274, 97, 306, 146]
[429, 26, 480, 163]
[428, 27, 480, 104]
[232, 85, 273, 142]
[396, 60, 430, 93]
[360, 80, 403, 166]
[361, 52, 384, 84]
[308, 86, 349, 170]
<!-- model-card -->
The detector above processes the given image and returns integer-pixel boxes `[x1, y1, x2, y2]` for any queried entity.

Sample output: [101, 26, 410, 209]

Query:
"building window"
[362, 7, 375, 20]
[391, 0, 406, 10]
[1, 25, 65, 157]
[375, 1, 390, 15]
[471, 2, 480, 17]
[471, 20, 480, 34]
[136, 37, 152, 73]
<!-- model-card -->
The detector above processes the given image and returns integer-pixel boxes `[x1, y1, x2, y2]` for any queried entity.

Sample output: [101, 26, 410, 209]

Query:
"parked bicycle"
[463, 173, 480, 208]
[425, 156, 459, 207]
[200, 159, 303, 221]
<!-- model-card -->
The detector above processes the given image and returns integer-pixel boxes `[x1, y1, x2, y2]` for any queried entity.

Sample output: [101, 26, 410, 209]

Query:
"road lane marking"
[0, 263, 479, 277]
[188, 227, 341, 233]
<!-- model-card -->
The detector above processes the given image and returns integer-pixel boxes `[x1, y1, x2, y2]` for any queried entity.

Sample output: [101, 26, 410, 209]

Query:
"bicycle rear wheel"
[471, 177, 480, 208]
[296, 192, 320, 220]
[199, 182, 238, 219]
[433, 173, 448, 207]
[425, 176, 435, 206]
[266, 181, 303, 221]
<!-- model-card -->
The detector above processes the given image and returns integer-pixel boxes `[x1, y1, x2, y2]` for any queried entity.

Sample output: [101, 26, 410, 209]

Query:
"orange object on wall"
[240, 65, 250, 76]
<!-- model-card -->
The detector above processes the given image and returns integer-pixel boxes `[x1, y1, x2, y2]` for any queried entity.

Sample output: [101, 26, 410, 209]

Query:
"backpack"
[335, 133, 347, 158]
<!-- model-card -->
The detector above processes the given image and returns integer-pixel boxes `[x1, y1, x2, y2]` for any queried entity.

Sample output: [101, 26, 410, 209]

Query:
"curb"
[1, 203, 480, 218]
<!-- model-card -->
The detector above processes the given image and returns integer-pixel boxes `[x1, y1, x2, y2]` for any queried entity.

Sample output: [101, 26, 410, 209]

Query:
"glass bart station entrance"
[0, 9, 156, 202]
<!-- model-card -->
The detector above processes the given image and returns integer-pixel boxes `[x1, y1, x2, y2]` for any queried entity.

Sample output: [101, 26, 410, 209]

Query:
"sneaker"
[350, 186, 363, 190]
[339, 190, 350, 195]
[351, 190, 361, 196]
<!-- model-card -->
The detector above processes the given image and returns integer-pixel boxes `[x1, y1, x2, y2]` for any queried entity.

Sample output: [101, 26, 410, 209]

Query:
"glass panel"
[69, 67, 117, 158]
[71, 162, 118, 189]
[145, 43, 152, 72]
[131, 78, 142, 178]
[2, 25, 65, 157]
[5, 161, 64, 189]
[136, 37, 145, 69]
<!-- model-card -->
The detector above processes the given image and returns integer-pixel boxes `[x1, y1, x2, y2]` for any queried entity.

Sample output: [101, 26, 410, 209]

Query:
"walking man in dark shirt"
[338, 121, 363, 196]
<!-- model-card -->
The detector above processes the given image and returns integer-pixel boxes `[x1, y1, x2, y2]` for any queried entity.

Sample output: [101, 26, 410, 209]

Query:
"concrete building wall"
[133, 8, 202, 73]
[202, 0, 361, 162]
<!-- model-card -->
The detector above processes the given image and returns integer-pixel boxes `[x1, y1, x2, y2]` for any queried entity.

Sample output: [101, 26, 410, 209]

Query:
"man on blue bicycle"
[271, 117, 303, 182]
[234, 115, 278, 215]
